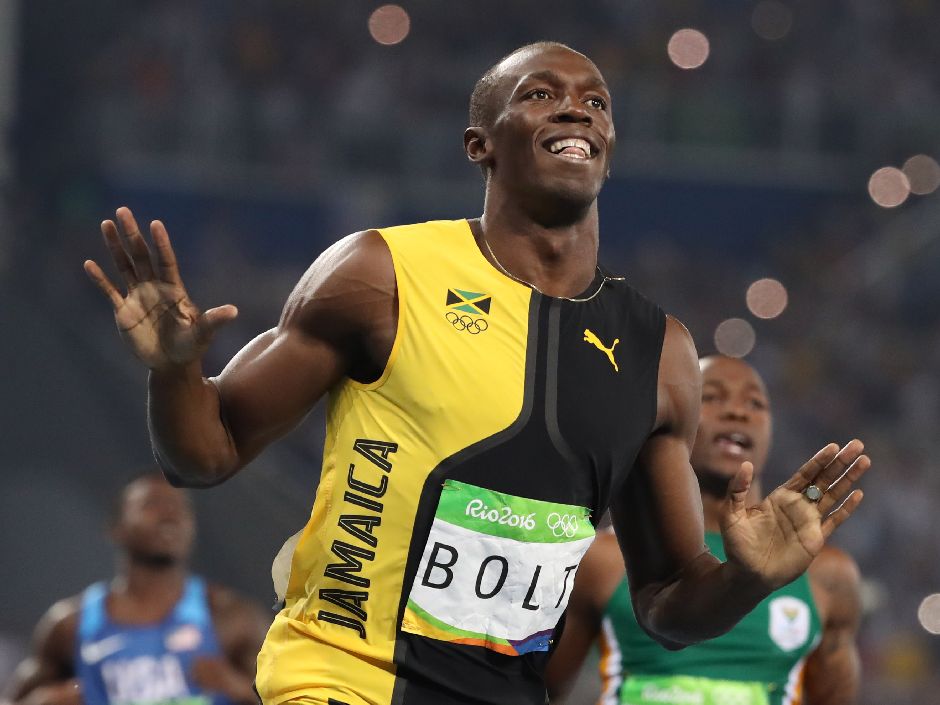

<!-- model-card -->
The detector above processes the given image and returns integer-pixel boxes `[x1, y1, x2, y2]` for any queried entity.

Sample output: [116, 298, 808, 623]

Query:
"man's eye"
[588, 97, 607, 110]
[529, 89, 550, 100]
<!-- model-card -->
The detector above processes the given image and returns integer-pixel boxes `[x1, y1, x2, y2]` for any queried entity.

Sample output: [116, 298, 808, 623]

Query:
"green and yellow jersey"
[598, 533, 822, 705]
[256, 220, 665, 705]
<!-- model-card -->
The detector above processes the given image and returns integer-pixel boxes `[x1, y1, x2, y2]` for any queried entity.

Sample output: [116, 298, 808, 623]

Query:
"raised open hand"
[84, 207, 238, 371]
[720, 440, 870, 590]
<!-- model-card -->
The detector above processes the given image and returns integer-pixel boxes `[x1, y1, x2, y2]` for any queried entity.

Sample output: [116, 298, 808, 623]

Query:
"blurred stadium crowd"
[2, 1, 940, 703]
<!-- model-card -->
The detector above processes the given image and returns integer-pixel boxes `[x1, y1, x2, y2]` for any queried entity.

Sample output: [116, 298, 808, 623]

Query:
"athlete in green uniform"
[547, 356, 862, 705]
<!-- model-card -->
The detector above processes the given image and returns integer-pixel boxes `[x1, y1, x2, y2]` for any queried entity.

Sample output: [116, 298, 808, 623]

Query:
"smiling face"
[113, 474, 195, 566]
[691, 356, 772, 482]
[466, 44, 615, 213]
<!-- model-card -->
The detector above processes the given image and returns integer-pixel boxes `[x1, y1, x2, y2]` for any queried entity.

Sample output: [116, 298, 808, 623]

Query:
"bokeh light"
[667, 29, 710, 70]
[714, 318, 756, 358]
[368, 5, 411, 46]
[917, 594, 940, 635]
[902, 154, 940, 196]
[751, 1, 793, 41]
[746, 278, 788, 319]
[868, 166, 911, 208]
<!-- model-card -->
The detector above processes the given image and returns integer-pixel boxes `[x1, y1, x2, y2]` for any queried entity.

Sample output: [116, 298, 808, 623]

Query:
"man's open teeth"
[717, 433, 752, 449]
[548, 138, 591, 159]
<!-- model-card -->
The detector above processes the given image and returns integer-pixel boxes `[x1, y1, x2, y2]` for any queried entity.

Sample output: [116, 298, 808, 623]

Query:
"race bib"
[620, 675, 770, 705]
[401, 480, 594, 655]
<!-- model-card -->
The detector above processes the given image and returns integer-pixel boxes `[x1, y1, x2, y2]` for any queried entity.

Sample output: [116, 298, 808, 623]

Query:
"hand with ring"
[719, 439, 870, 592]
[802, 484, 823, 503]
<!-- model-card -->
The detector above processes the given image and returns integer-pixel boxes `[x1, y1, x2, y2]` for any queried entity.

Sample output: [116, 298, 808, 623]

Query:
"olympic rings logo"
[547, 512, 579, 538]
[445, 311, 489, 334]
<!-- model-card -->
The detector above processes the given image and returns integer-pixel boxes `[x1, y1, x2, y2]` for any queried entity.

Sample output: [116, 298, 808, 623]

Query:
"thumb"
[195, 304, 239, 343]
[726, 461, 754, 517]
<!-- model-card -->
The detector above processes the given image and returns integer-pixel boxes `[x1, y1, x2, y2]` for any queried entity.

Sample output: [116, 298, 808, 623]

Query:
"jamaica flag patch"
[445, 289, 492, 316]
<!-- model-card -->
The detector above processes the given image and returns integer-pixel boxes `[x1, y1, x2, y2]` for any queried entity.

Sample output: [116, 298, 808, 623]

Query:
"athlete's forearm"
[637, 552, 770, 648]
[148, 362, 241, 487]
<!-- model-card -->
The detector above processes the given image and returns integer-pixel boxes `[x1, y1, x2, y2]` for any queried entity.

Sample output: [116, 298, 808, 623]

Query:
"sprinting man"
[84, 42, 870, 705]
[547, 355, 862, 705]
[5, 473, 269, 705]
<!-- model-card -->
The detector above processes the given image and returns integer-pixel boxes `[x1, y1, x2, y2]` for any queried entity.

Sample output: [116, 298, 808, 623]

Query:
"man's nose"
[551, 94, 592, 124]
[720, 400, 750, 420]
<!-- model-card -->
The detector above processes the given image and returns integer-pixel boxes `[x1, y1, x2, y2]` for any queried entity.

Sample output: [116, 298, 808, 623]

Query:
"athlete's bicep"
[610, 317, 706, 609]
[214, 230, 396, 464]
[804, 549, 862, 705]
[214, 326, 345, 463]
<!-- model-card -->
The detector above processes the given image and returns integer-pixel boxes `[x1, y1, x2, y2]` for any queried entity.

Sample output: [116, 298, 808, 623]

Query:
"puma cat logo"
[583, 329, 619, 372]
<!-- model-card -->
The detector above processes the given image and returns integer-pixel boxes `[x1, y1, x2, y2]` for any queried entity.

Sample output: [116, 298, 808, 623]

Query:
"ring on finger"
[803, 484, 823, 503]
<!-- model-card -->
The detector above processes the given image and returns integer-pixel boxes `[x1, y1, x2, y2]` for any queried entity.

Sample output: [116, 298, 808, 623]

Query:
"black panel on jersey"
[391, 278, 665, 705]
[553, 281, 666, 513]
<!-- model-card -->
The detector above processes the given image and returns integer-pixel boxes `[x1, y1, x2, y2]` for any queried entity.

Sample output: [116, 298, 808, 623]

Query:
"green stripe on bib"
[437, 480, 593, 543]
[621, 675, 770, 705]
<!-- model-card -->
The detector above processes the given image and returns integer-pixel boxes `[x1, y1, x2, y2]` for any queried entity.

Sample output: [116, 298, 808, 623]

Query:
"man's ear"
[464, 126, 492, 167]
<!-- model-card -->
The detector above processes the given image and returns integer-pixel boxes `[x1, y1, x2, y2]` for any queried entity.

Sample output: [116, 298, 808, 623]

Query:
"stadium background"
[1, 1, 938, 702]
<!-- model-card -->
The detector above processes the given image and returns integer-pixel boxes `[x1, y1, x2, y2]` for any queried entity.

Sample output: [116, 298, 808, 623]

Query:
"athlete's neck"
[105, 557, 188, 625]
[698, 471, 763, 533]
[113, 557, 187, 603]
[472, 200, 599, 298]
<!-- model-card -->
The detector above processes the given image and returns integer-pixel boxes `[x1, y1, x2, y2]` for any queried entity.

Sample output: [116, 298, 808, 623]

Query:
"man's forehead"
[700, 356, 767, 394]
[496, 45, 606, 87]
[124, 476, 185, 504]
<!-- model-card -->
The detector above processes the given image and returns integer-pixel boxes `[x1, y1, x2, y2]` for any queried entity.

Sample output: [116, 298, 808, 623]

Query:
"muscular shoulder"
[652, 315, 700, 436]
[808, 546, 861, 589]
[808, 546, 862, 626]
[281, 228, 394, 322]
[29, 595, 81, 671]
[37, 597, 80, 647]
[280, 229, 397, 379]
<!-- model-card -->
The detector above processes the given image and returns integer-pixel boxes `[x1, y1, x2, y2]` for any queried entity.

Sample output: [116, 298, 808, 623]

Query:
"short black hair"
[468, 41, 579, 128]
[108, 468, 171, 527]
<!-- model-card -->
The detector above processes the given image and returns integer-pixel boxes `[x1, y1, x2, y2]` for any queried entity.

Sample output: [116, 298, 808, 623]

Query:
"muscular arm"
[545, 532, 624, 700]
[803, 548, 862, 705]
[5, 600, 81, 705]
[610, 317, 767, 648]
[149, 230, 396, 487]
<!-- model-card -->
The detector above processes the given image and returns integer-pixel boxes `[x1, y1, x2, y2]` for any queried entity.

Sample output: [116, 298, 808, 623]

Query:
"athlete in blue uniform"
[6, 473, 269, 705]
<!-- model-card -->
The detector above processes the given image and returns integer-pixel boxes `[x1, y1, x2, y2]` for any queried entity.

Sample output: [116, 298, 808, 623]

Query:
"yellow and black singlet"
[256, 220, 666, 705]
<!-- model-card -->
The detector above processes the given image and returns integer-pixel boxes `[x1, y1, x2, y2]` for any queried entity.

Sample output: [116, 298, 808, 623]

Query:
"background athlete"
[5, 472, 269, 705]
[82, 42, 869, 704]
[546, 355, 862, 705]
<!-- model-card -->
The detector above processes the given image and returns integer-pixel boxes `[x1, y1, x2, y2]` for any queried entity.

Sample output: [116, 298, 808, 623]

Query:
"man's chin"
[131, 549, 184, 568]
[695, 468, 737, 498]
[527, 179, 601, 221]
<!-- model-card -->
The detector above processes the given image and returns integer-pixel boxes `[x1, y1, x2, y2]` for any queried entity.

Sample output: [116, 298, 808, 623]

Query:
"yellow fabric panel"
[256, 220, 533, 705]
